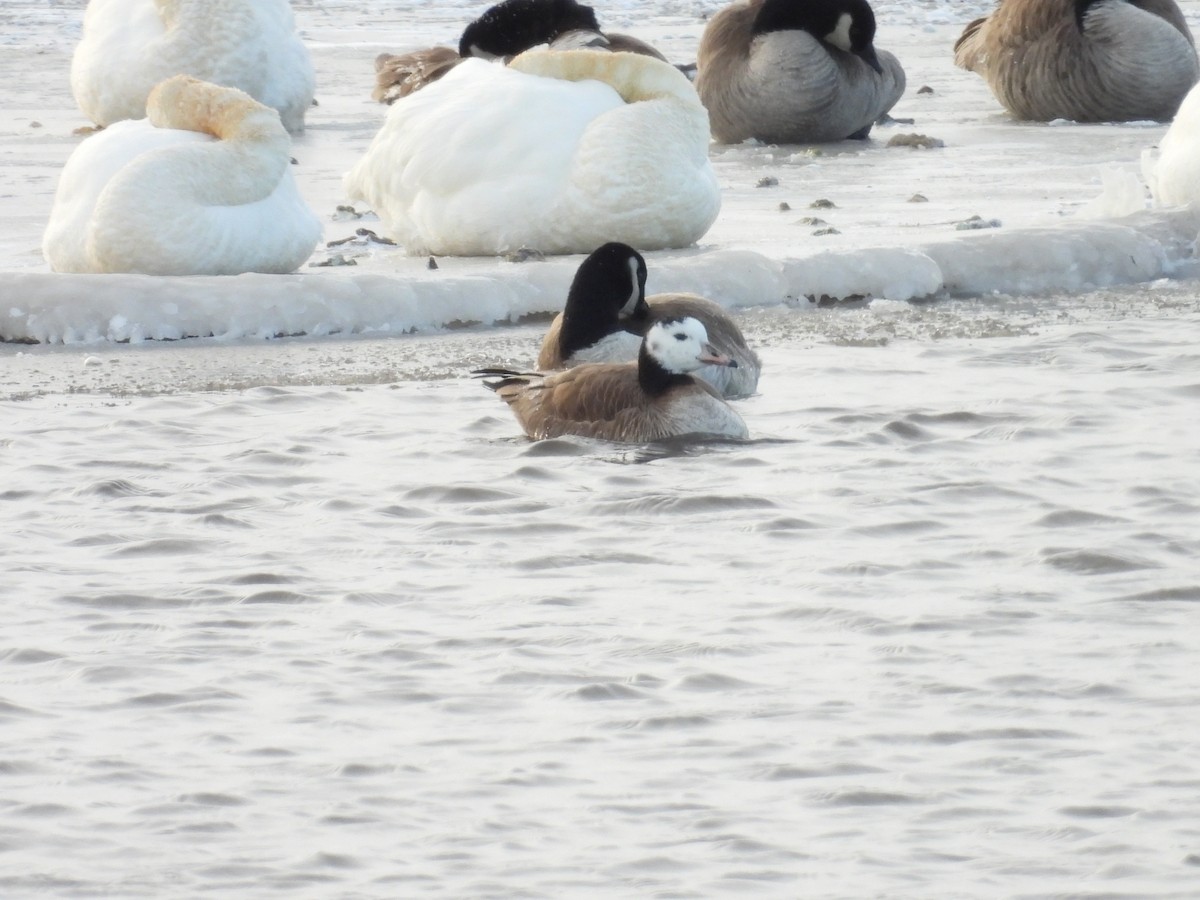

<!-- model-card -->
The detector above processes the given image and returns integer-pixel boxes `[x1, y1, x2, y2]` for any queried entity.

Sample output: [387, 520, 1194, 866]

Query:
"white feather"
[43, 78, 322, 276]
[343, 50, 721, 256]
[70, 0, 315, 134]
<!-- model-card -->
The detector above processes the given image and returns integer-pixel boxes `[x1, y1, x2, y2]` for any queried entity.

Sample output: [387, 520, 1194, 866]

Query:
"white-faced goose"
[477, 317, 749, 442]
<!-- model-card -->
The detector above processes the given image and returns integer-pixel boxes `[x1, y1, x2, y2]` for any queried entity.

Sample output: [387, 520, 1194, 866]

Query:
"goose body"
[480, 318, 749, 442]
[694, 0, 905, 143]
[71, 0, 315, 134]
[43, 75, 322, 276]
[345, 49, 720, 257]
[954, 0, 1198, 122]
[537, 242, 761, 398]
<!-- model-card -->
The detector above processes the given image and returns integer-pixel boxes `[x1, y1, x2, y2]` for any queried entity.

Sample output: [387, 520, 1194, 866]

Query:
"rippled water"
[3, 285, 1200, 898]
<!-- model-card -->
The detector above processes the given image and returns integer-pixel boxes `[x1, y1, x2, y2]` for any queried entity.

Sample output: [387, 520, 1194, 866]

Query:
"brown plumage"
[536, 243, 761, 398]
[372, 48, 462, 104]
[370, 0, 671, 104]
[954, 0, 1198, 122]
[479, 317, 749, 442]
[694, 0, 906, 143]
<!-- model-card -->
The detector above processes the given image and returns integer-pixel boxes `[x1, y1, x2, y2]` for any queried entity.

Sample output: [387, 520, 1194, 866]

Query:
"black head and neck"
[459, 0, 602, 58]
[753, 0, 883, 74]
[558, 242, 649, 358]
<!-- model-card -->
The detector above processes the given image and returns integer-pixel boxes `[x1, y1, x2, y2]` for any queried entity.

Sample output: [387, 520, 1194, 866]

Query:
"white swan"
[71, 0, 315, 134]
[1145, 82, 1200, 206]
[343, 49, 721, 257]
[43, 75, 322, 276]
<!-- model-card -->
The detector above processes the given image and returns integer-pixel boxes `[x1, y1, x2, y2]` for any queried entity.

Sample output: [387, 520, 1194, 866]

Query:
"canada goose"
[537, 242, 761, 398]
[345, 49, 721, 257]
[372, 0, 667, 104]
[477, 317, 749, 442]
[954, 0, 1198, 122]
[43, 75, 322, 276]
[70, 0, 315, 134]
[694, 0, 906, 143]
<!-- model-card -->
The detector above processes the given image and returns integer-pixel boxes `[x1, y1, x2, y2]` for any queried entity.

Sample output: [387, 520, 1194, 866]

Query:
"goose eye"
[674, 332, 687, 341]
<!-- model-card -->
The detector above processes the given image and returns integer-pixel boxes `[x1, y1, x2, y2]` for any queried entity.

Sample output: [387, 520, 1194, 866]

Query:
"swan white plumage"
[1145, 82, 1200, 206]
[43, 75, 322, 276]
[343, 49, 721, 257]
[71, 0, 315, 134]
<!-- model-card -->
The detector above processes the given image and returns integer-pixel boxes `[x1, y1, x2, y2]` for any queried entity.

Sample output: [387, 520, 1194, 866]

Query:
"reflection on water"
[2, 284, 1200, 897]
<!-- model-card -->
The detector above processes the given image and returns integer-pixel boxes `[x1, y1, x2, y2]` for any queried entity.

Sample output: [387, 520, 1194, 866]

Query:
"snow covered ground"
[2, 0, 1199, 343]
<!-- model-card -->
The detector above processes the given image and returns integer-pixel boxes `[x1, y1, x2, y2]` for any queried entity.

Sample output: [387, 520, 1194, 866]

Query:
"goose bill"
[699, 344, 738, 368]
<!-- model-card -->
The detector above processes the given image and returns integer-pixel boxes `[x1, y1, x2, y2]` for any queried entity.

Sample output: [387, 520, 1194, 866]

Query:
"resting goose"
[954, 0, 1198, 122]
[478, 317, 749, 442]
[71, 0, 315, 134]
[345, 49, 721, 257]
[43, 75, 322, 276]
[537, 242, 761, 398]
[694, 0, 906, 143]
[372, 0, 667, 104]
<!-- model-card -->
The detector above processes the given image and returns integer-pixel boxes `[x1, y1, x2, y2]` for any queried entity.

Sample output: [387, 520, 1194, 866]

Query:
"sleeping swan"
[1144, 82, 1200, 206]
[477, 317, 749, 442]
[344, 49, 721, 257]
[43, 75, 322, 276]
[954, 0, 1198, 122]
[694, 0, 906, 143]
[71, 0, 316, 134]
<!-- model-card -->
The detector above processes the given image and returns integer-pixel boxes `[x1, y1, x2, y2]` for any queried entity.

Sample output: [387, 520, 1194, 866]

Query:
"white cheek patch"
[620, 255, 640, 315]
[825, 13, 854, 52]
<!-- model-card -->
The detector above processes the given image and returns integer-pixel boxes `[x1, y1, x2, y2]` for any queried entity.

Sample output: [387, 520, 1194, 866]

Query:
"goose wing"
[373, 47, 462, 103]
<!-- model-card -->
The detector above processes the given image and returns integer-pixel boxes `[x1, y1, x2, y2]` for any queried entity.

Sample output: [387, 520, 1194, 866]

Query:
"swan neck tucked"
[508, 49, 701, 106]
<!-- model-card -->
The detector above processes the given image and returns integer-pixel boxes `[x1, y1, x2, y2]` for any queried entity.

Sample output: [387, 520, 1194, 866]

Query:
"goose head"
[572, 241, 649, 318]
[753, 0, 884, 74]
[639, 317, 737, 394]
[556, 241, 649, 359]
[459, 0, 602, 59]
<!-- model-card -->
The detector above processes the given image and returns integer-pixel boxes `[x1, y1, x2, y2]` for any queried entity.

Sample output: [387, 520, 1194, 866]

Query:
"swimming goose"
[478, 317, 749, 442]
[372, 0, 667, 103]
[954, 0, 1198, 122]
[694, 0, 906, 143]
[70, 0, 315, 134]
[43, 75, 322, 276]
[537, 242, 761, 398]
[345, 49, 721, 257]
